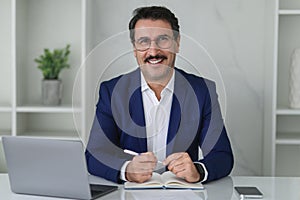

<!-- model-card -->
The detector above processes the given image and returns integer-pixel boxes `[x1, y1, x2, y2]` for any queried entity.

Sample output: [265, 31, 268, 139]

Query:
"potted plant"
[34, 44, 71, 105]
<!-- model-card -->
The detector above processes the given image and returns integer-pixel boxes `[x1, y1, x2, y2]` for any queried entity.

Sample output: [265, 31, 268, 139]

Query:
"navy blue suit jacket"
[85, 68, 233, 183]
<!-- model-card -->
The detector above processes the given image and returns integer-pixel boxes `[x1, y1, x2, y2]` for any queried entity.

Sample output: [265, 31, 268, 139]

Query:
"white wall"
[0, 0, 11, 173]
[85, 0, 270, 176]
[0, 0, 11, 105]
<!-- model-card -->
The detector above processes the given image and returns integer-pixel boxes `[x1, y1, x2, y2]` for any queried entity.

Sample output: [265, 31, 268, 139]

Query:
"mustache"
[144, 55, 167, 63]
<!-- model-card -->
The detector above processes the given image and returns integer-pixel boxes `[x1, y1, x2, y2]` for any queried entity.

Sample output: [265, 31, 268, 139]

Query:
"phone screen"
[234, 186, 263, 198]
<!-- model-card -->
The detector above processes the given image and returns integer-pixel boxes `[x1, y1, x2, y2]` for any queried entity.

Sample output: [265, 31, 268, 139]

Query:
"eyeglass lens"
[135, 35, 173, 51]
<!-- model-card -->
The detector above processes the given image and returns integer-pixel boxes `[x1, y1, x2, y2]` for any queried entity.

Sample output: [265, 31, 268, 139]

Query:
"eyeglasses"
[134, 35, 174, 51]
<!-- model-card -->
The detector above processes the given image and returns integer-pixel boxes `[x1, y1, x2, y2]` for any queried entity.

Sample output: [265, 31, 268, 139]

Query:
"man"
[85, 6, 233, 184]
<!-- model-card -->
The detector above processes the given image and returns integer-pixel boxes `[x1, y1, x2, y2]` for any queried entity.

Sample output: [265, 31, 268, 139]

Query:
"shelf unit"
[265, 0, 300, 176]
[0, 0, 87, 141]
[0, 0, 12, 142]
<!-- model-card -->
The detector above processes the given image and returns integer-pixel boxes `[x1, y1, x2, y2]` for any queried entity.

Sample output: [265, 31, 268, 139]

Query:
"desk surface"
[1, 174, 300, 200]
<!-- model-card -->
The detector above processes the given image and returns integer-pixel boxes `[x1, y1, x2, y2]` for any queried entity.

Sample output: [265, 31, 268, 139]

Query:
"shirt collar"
[140, 69, 175, 94]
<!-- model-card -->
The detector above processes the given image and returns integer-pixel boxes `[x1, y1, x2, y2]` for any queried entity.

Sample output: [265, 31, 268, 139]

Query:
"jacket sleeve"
[85, 82, 130, 183]
[198, 81, 234, 183]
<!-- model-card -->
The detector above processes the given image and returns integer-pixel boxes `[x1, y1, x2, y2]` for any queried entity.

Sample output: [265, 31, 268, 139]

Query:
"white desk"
[1, 174, 300, 200]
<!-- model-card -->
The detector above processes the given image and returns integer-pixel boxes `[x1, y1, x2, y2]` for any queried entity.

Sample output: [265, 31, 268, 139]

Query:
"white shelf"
[276, 132, 300, 145]
[276, 107, 300, 115]
[279, 9, 300, 15]
[0, 107, 12, 112]
[16, 131, 80, 141]
[16, 104, 81, 113]
[0, 132, 82, 142]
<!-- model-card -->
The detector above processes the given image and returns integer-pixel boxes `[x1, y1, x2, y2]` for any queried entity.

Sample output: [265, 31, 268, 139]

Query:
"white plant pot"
[289, 48, 300, 109]
[42, 79, 63, 105]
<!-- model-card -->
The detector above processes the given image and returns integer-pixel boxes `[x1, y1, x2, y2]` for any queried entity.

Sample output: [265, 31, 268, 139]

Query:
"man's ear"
[133, 45, 137, 57]
[175, 35, 180, 53]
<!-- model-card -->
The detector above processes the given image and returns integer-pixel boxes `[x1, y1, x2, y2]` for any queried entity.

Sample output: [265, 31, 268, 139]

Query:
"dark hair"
[129, 6, 180, 43]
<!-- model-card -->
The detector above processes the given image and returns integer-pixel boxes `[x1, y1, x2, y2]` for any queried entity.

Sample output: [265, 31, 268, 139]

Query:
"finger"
[127, 161, 154, 174]
[137, 152, 158, 163]
[132, 157, 156, 166]
[136, 159, 157, 170]
[138, 164, 156, 172]
[131, 160, 157, 173]
[168, 161, 184, 172]
[168, 153, 190, 169]
[132, 157, 157, 165]
[169, 152, 192, 167]
[134, 171, 152, 177]
[138, 173, 152, 183]
[130, 163, 155, 172]
[129, 173, 152, 183]
[163, 152, 183, 165]
[168, 158, 183, 170]
[174, 170, 187, 180]
[141, 172, 153, 177]
[127, 165, 154, 174]
[176, 169, 200, 183]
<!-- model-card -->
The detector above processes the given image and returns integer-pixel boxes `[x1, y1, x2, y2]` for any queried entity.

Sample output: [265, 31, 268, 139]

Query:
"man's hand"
[163, 152, 200, 183]
[125, 152, 157, 183]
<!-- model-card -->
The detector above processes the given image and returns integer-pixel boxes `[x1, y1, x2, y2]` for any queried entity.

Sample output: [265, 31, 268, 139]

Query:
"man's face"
[133, 19, 180, 84]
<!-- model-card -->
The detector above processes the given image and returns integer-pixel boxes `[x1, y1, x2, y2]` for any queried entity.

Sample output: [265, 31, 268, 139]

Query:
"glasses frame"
[133, 34, 175, 52]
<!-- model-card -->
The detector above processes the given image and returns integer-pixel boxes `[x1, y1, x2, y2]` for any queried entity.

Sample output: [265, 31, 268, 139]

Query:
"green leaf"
[34, 44, 71, 79]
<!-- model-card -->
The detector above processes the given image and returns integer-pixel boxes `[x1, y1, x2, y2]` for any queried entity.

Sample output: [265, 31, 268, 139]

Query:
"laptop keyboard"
[90, 184, 118, 199]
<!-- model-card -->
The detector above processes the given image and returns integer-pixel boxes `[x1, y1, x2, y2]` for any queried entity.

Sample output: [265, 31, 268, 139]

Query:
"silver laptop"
[2, 136, 118, 200]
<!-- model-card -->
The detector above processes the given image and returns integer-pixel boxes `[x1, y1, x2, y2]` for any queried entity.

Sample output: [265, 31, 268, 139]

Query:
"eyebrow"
[136, 36, 149, 41]
[136, 34, 171, 40]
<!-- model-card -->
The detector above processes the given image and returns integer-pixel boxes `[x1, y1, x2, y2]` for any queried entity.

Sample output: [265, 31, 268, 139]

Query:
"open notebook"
[125, 171, 204, 190]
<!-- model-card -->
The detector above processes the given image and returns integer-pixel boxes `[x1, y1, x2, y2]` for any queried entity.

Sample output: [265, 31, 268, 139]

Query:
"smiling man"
[85, 6, 234, 184]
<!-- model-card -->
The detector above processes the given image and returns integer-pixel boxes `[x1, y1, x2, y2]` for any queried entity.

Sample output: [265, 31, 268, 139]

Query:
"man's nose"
[148, 41, 160, 54]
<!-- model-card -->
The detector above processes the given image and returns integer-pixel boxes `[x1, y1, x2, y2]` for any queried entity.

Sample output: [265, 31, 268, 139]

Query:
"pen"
[124, 149, 139, 156]
[123, 149, 163, 163]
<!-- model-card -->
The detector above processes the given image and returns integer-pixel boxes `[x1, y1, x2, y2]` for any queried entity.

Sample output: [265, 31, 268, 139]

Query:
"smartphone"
[234, 186, 263, 199]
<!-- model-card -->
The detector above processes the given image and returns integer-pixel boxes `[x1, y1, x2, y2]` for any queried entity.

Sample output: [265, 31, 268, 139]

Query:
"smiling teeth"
[148, 59, 162, 64]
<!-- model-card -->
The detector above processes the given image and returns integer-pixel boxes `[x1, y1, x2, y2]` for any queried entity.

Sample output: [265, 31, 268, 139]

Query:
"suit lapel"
[128, 69, 147, 152]
[166, 95, 181, 156]
[129, 88, 147, 152]
[166, 69, 189, 156]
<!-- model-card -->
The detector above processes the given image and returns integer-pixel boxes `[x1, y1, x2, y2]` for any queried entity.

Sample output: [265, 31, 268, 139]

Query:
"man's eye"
[157, 35, 170, 42]
[137, 38, 150, 45]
